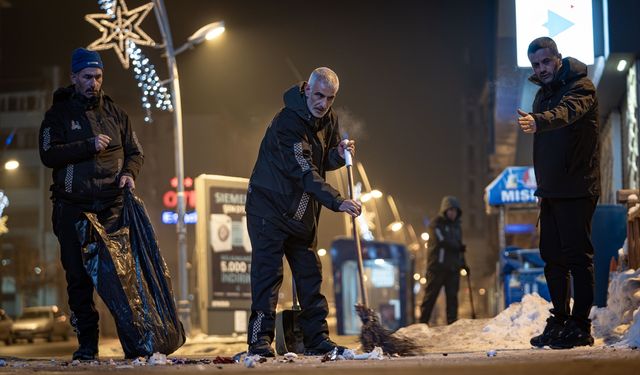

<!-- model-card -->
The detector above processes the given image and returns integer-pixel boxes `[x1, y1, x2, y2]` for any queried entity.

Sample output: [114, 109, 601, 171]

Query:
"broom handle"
[466, 268, 476, 319]
[292, 278, 300, 310]
[345, 149, 369, 307]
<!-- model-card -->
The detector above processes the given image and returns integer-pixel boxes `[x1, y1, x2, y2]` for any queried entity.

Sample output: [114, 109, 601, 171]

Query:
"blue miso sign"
[485, 166, 538, 206]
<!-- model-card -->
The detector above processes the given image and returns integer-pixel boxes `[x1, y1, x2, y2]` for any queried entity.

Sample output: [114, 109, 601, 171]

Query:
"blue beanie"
[71, 48, 104, 73]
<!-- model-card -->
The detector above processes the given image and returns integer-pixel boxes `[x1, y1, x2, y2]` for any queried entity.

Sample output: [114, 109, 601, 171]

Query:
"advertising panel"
[195, 175, 251, 334]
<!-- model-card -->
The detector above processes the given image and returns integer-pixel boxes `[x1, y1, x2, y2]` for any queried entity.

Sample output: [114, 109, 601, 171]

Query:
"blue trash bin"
[592, 205, 626, 307]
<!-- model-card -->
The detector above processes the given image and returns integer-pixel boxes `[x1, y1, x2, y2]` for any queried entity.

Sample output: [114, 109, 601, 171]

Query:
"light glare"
[4, 160, 19, 170]
[205, 26, 225, 40]
[617, 60, 628, 72]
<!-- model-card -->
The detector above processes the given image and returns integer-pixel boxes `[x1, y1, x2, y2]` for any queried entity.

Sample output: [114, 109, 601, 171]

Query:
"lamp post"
[152, 0, 224, 335]
[386, 194, 414, 247]
[356, 162, 384, 240]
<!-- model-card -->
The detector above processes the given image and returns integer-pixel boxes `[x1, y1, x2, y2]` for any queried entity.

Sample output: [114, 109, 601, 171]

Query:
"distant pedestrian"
[420, 196, 467, 325]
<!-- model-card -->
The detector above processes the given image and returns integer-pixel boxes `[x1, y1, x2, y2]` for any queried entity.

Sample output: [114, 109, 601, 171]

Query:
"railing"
[618, 189, 640, 270]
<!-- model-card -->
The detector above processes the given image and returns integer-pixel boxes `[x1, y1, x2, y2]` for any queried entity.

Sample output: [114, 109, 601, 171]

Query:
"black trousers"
[419, 268, 460, 324]
[539, 197, 598, 325]
[52, 198, 122, 339]
[246, 215, 329, 348]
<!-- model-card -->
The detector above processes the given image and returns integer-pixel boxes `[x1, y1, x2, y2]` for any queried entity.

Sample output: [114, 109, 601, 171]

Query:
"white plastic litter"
[244, 355, 260, 368]
[341, 348, 356, 360]
[283, 352, 298, 362]
[486, 350, 497, 357]
[148, 352, 168, 366]
[132, 357, 147, 366]
[71, 360, 80, 366]
[353, 346, 384, 360]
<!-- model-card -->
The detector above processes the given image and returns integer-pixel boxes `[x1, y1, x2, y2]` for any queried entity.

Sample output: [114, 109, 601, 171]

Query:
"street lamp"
[355, 162, 384, 239]
[152, 0, 225, 336]
[386, 195, 404, 232]
[173, 21, 225, 56]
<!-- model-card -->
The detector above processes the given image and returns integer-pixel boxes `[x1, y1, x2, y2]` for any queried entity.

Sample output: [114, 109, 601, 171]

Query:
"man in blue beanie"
[39, 48, 144, 360]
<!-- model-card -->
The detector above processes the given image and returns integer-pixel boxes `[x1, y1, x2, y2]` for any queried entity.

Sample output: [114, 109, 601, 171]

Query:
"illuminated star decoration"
[85, 0, 155, 69]
[89, 0, 173, 122]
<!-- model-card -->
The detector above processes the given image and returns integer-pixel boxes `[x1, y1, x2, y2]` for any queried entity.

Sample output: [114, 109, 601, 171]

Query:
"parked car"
[12, 306, 71, 343]
[0, 308, 13, 345]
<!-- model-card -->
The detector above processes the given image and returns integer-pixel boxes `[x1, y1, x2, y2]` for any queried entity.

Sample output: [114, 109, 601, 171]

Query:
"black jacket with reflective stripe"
[39, 86, 143, 203]
[529, 57, 600, 198]
[246, 83, 345, 234]
[426, 196, 465, 272]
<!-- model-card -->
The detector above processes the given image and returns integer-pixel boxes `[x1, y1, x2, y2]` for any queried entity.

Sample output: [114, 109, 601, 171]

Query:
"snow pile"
[396, 293, 551, 352]
[482, 293, 551, 347]
[591, 268, 640, 348]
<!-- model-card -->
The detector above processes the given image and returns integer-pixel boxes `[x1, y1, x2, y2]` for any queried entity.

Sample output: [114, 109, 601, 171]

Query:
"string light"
[128, 40, 173, 122]
[89, 0, 173, 123]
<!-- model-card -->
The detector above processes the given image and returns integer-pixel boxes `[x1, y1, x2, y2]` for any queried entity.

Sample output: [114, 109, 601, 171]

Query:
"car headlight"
[15, 323, 39, 331]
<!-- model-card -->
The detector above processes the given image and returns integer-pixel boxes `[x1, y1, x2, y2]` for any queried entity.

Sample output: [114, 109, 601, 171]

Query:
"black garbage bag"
[77, 190, 185, 358]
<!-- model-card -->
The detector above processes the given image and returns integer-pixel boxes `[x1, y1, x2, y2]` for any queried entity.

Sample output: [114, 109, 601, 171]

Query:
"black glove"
[460, 254, 469, 273]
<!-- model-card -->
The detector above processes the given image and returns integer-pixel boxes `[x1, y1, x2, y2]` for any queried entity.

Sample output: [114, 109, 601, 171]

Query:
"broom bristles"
[355, 304, 421, 356]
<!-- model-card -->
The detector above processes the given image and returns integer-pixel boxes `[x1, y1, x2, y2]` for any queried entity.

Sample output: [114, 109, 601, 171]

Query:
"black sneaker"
[304, 338, 346, 356]
[72, 332, 99, 361]
[549, 319, 594, 349]
[72, 346, 98, 361]
[530, 315, 565, 348]
[248, 340, 276, 357]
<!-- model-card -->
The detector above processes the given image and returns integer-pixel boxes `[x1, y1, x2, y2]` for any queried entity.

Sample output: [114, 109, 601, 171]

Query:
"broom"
[343, 144, 420, 356]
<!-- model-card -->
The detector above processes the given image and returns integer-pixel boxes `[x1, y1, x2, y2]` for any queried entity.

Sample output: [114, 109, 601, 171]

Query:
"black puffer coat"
[426, 196, 465, 272]
[39, 86, 143, 203]
[246, 83, 345, 236]
[530, 57, 600, 198]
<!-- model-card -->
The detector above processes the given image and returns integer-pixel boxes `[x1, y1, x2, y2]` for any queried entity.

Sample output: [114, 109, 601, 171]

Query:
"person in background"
[419, 196, 466, 325]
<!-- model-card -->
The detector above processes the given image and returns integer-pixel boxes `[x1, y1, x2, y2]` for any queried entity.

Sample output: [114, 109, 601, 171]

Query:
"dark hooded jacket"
[246, 83, 345, 236]
[426, 196, 465, 272]
[39, 86, 143, 204]
[529, 57, 600, 198]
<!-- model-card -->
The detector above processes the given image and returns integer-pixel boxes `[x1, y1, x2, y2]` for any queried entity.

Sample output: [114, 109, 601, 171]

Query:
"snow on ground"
[396, 293, 551, 353]
[396, 266, 640, 353]
[591, 268, 640, 348]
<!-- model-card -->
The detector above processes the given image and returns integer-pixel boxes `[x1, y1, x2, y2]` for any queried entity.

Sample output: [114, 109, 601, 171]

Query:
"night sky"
[0, 0, 496, 257]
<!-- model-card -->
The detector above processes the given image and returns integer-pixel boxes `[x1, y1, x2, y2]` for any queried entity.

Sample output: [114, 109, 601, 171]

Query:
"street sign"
[515, 0, 594, 67]
[485, 166, 538, 206]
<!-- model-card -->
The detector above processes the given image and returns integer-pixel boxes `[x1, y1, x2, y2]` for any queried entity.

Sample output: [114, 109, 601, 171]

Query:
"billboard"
[195, 174, 251, 335]
[515, 0, 594, 67]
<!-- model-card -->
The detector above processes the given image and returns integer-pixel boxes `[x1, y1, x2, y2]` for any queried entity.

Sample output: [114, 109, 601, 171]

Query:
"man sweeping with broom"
[245, 67, 360, 357]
